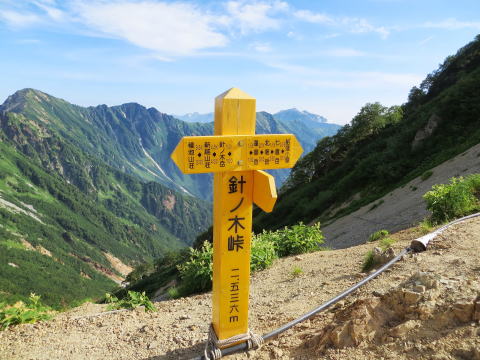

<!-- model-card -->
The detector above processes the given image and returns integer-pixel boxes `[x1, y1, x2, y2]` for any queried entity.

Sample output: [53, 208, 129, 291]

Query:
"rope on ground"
[203, 324, 264, 359]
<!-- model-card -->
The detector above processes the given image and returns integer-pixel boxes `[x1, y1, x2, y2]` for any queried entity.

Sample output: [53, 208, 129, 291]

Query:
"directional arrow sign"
[171, 134, 303, 174]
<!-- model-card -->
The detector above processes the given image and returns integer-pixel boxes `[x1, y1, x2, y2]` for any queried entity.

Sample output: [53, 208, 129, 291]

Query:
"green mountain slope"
[0, 88, 339, 307]
[254, 35, 480, 235]
[0, 109, 211, 306]
[1, 92, 339, 200]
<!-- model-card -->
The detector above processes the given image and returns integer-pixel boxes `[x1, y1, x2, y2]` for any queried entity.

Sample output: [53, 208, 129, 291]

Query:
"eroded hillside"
[321, 142, 480, 249]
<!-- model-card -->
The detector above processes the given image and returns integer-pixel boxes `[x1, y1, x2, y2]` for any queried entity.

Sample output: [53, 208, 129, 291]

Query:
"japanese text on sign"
[173, 134, 302, 174]
[226, 174, 247, 323]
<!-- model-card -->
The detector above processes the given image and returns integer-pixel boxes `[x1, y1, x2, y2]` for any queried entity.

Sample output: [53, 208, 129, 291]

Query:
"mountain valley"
[0, 89, 339, 306]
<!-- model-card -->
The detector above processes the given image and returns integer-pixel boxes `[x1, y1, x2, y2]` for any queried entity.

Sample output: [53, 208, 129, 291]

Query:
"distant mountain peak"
[1, 88, 68, 114]
[12, 88, 57, 102]
[273, 108, 329, 124]
[13, 88, 46, 96]
[2, 88, 40, 113]
[173, 112, 213, 123]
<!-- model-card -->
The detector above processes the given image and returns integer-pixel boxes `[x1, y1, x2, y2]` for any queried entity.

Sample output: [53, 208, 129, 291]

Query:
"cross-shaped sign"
[171, 88, 303, 347]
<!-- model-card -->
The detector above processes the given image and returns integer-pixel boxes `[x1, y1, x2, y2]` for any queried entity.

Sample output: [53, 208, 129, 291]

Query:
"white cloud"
[225, 0, 288, 34]
[17, 38, 42, 44]
[418, 36, 434, 46]
[294, 10, 333, 25]
[0, 10, 41, 27]
[73, 1, 228, 56]
[250, 41, 272, 53]
[294, 10, 390, 39]
[0, 0, 65, 27]
[34, 0, 57, 5]
[342, 17, 389, 39]
[423, 18, 480, 30]
[68, 0, 292, 55]
[286, 30, 303, 40]
[323, 33, 340, 39]
[32, 1, 64, 21]
[0, 0, 392, 57]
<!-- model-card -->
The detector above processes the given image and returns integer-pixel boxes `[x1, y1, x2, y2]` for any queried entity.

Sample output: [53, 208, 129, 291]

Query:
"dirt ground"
[1, 217, 479, 360]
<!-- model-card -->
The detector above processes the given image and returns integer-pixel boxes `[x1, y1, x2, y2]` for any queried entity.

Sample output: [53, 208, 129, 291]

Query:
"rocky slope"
[321, 142, 480, 249]
[1, 217, 479, 360]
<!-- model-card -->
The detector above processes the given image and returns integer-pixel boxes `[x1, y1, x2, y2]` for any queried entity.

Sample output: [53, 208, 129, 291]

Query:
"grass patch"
[250, 236, 278, 271]
[367, 229, 389, 242]
[362, 237, 396, 272]
[167, 287, 180, 299]
[176, 241, 213, 296]
[379, 237, 395, 250]
[0, 294, 53, 330]
[361, 251, 376, 273]
[421, 170, 433, 181]
[418, 218, 435, 235]
[0, 239, 25, 250]
[105, 291, 156, 312]
[264, 222, 325, 257]
[290, 266, 303, 277]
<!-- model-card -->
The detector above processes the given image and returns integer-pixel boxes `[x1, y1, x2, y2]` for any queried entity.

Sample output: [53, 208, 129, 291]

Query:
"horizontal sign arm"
[171, 134, 303, 174]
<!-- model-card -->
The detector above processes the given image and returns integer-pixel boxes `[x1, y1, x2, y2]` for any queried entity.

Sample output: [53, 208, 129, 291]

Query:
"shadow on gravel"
[143, 341, 204, 360]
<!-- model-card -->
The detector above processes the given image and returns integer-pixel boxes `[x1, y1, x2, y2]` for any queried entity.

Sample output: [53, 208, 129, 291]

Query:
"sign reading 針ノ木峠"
[171, 88, 303, 346]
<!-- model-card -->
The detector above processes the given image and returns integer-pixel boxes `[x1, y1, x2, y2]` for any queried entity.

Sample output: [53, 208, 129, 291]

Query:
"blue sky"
[0, 0, 479, 124]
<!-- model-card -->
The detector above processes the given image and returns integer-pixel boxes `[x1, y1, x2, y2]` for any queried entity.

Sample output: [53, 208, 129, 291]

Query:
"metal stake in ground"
[171, 88, 302, 347]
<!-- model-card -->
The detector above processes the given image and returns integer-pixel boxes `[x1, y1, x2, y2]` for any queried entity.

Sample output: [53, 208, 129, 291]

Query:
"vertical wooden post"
[212, 88, 256, 341]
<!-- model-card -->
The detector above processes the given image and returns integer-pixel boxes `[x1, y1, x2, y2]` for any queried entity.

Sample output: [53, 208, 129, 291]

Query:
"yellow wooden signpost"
[171, 88, 303, 348]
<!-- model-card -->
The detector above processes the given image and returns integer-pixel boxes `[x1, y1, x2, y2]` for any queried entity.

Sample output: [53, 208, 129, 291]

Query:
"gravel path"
[1, 217, 479, 360]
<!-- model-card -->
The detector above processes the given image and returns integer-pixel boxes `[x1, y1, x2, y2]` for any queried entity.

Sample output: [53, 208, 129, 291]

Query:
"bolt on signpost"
[171, 88, 303, 349]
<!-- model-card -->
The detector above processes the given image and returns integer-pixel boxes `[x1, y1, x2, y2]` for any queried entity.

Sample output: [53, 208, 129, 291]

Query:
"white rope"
[247, 331, 264, 349]
[203, 324, 264, 359]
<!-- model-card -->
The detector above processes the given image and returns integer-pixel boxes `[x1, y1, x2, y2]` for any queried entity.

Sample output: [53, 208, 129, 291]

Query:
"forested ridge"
[254, 34, 480, 232]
